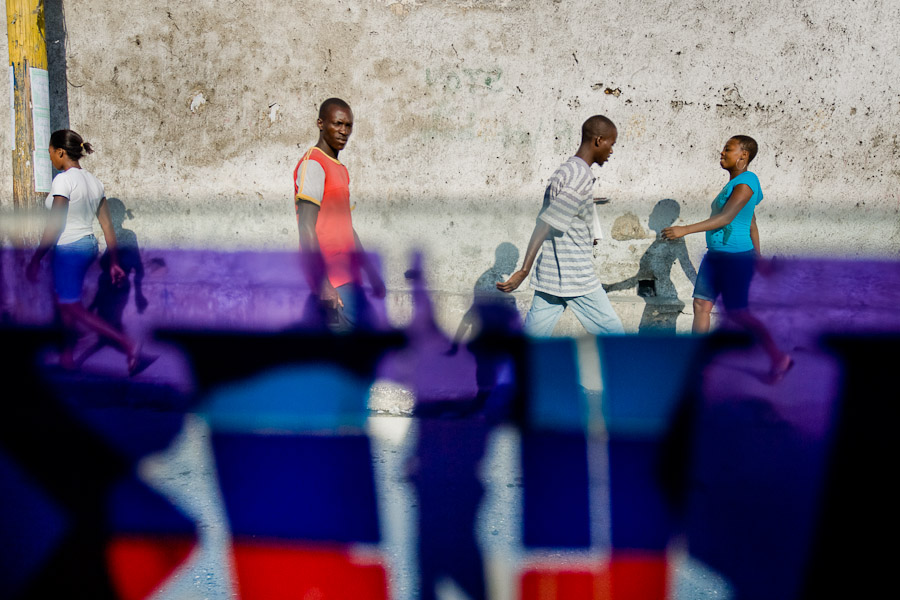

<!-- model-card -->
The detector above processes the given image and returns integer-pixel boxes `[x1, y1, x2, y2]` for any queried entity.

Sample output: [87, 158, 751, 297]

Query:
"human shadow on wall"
[390, 251, 521, 600]
[604, 199, 697, 334]
[45, 0, 71, 131]
[447, 241, 521, 417]
[79, 198, 148, 365]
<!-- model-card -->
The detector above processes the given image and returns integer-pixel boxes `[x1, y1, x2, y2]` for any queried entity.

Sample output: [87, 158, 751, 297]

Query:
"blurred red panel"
[107, 536, 196, 600]
[232, 542, 389, 600]
[609, 553, 668, 600]
[520, 563, 612, 600]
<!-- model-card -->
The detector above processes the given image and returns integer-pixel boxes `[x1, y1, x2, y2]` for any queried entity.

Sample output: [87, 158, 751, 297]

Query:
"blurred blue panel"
[0, 449, 68, 598]
[528, 339, 586, 431]
[54, 380, 188, 464]
[599, 336, 701, 436]
[212, 432, 380, 544]
[687, 398, 826, 600]
[106, 473, 196, 535]
[202, 365, 370, 433]
[522, 432, 591, 548]
[608, 438, 672, 551]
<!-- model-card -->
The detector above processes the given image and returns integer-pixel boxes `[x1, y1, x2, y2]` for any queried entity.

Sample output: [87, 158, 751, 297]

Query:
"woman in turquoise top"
[661, 135, 793, 383]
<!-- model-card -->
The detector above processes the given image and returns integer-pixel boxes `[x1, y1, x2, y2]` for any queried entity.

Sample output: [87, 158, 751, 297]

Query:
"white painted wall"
[3, 0, 899, 332]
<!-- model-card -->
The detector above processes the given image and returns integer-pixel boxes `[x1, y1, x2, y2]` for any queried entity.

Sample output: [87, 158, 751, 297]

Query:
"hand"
[755, 256, 775, 277]
[320, 284, 344, 311]
[109, 263, 126, 286]
[26, 257, 41, 283]
[496, 269, 528, 293]
[660, 225, 686, 241]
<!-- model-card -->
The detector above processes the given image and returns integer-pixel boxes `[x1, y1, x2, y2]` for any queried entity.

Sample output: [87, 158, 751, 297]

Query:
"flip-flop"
[766, 356, 794, 385]
[128, 354, 158, 377]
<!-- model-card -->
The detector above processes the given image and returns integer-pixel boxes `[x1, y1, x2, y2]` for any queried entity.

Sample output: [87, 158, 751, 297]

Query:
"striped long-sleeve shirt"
[532, 156, 601, 297]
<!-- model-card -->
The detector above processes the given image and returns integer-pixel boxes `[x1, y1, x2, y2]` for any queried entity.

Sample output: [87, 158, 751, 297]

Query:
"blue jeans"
[524, 287, 624, 337]
[52, 235, 98, 304]
[329, 283, 374, 331]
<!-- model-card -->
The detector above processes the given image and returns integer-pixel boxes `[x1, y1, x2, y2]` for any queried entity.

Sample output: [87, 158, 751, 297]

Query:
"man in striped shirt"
[497, 115, 624, 336]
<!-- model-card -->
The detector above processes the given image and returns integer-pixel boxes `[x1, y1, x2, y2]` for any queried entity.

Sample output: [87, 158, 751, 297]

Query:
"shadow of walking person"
[447, 242, 522, 419]
[450, 242, 520, 349]
[448, 241, 521, 418]
[605, 199, 697, 333]
[379, 252, 521, 600]
[80, 198, 148, 364]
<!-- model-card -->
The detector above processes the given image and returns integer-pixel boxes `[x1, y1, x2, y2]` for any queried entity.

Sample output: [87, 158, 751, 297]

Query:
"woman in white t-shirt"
[27, 129, 151, 375]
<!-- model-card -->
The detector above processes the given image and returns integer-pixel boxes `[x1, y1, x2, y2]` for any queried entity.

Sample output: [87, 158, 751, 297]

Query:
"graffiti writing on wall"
[426, 66, 503, 93]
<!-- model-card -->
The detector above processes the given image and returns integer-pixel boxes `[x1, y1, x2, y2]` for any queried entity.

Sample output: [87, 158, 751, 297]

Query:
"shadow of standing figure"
[605, 199, 697, 333]
[80, 198, 147, 363]
[449, 242, 522, 417]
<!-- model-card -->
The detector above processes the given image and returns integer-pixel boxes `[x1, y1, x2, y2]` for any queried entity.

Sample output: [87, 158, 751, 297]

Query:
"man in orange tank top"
[294, 98, 386, 328]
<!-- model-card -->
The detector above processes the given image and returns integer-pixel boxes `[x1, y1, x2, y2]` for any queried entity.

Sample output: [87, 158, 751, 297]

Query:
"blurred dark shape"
[381, 251, 521, 417]
[379, 253, 480, 413]
[161, 329, 404, 393]
[518, 335, 705, 599]
[215, 434, 380, 542]
[409, 418, 491, 600]
[0, 326, 195, 600]
[392, 251, 525, 600]
[604, 199, 697, 333]
[522, 430, 591, 548]
[166, 328, 401, 600]
[801, 335, 900, 600]
[657, 331, 840, 600]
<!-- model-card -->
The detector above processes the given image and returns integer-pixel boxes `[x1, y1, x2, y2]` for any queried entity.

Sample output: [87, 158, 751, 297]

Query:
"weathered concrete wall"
[3, 0, 899, 333]
[0, 20, 10, 199]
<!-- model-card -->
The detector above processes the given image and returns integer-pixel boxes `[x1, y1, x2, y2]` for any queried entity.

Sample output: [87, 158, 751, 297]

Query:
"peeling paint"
[611, 213, 647, 241]
[189, 91, 207, 114]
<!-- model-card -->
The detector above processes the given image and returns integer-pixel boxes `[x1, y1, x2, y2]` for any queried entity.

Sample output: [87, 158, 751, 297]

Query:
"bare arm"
[748, 213, 776, 276]
[296, 200, 342, 308]
[27, 196, 68, 282]
[750, 214, 761, 256]
[296, 200, 322, 253]
[496, 219, 554, 293]
[97, 198, 126, 284]
[661, 183, 754, 240]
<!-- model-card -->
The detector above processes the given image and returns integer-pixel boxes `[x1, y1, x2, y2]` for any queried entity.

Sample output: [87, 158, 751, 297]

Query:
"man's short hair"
[319, 97, 351, 120]
[731, 135, 758, 164]
[581, 115, 616, 143]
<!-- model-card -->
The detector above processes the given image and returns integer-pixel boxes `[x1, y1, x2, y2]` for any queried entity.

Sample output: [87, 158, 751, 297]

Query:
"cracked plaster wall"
[2, 0, 899, 331]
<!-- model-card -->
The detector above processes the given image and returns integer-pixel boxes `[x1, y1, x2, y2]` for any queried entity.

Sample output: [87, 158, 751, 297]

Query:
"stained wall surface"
[3, 0, 899, 332]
